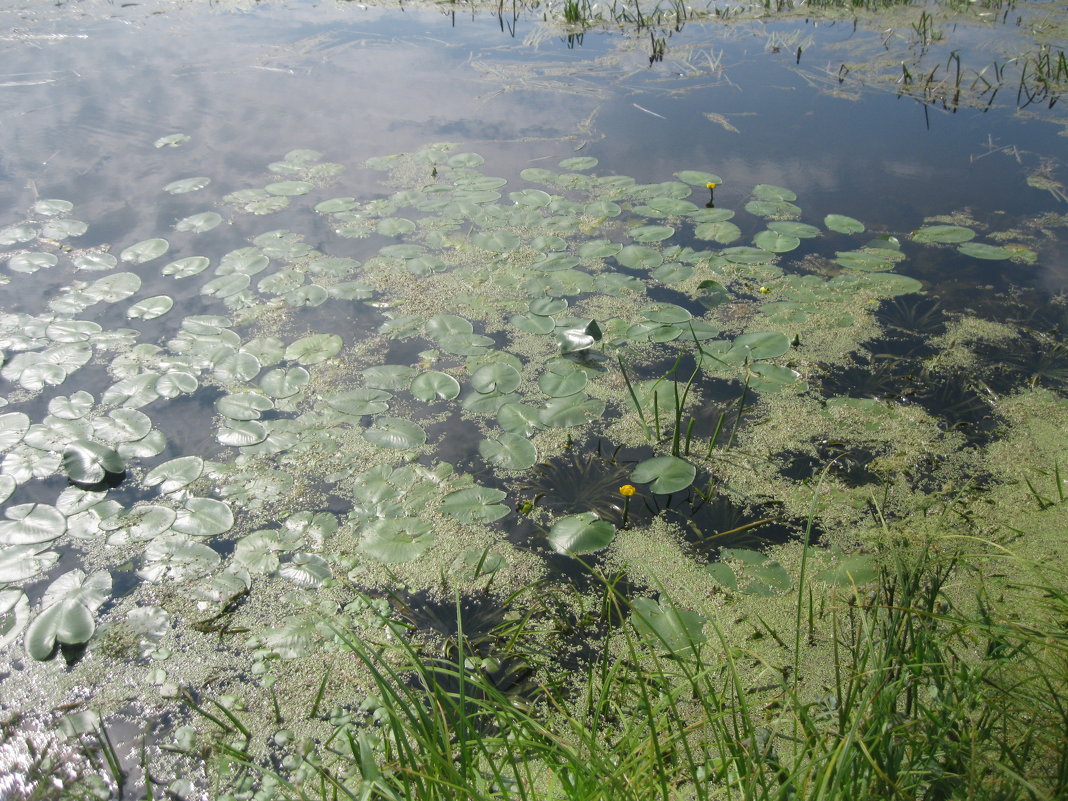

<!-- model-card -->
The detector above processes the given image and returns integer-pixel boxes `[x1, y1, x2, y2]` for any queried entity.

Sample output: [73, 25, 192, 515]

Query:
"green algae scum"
[0, 0, 1067, 798]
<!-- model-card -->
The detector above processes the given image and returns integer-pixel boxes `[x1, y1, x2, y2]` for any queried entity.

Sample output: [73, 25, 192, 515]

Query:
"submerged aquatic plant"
[517, 448, 632, 524]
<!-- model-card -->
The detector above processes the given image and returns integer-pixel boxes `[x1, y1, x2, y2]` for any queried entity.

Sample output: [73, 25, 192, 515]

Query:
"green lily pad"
[143, 456, 204, 494]
[540, 395, 605, 428]
[957, 242, 1013, 260]
[8, 253, 58, 273]
[547, 512, 616, 555]
[0, 504, 67, 545]
[279, 553, 332, 587]
[364, 417, 426, 449]
[616, 245, 664, 270]
[164, 176, 210, 194]
[768, 221, 821, 238]
[630, 456, 696, 494]
[472, 362, 522, 394]
[824, 214, 865, 234]
[410, 371, 461, 402]
[217, 392, 275, 420]
[38, 217, 85, 238]
[675, 170, 722, 186]
[172, 497, 234, 537]
[126, 295, 174, 320]
[816, 554, 878, 586]
[497, 402, 543, 436]
[473, 229, 521, 252]
[26, 569, 111, 660]
[559, 156, 598, 170]
[174, 212, 222, 233]
[557, 320, 602, 354]
[539, 361, 588, 397]
[162, 256, 211, 278]
[911, 224, 975, 244]
[285, 334, 343, 364]
[359, 518, 435, 563]
[139, 535, 220, 582]
[441, 486, 509, 524]
[260, 366, 310, 398]
[479, 433, 537, 471]
[753, 184, 797, 202]
[631, 597, 707, 653]
[326, 388, 392, 416]
[265, 181, 313, 196]
[62, 441, 125, 484]
[755, 230, 801, 253]
[629, 225, 675, 243]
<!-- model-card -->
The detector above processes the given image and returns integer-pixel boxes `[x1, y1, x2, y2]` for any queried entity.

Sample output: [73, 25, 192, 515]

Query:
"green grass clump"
[201, 540, 1068, 801]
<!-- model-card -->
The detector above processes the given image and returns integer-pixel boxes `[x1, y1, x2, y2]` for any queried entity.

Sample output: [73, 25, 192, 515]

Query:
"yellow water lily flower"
[706, 182, 718, 190]
[758, 286, 772, 294]
[619, 484, 637, 497]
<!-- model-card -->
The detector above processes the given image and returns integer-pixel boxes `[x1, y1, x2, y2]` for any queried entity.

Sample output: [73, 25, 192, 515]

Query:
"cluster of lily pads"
[0, 132, 1044, 670]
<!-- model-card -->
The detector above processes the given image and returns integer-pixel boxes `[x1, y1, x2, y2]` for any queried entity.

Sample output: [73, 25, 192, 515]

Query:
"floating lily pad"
[755, 230, 801, 253]
[265, 181, 313, 197]
[8, 253, 57, 273]
[0, 504, 66, 545]
[616, 245, 663, 270]
[285, 334, 343, 364]
[121, 239, 170, 264]
[540, 395, 605, 428]
[472, 362, 522, 394]
[364, 417, 426, 450]
[631, 597, 706, 653]
[25, 569, 111, 660]
[473, 229, 520, 252]
[539, 361, 588, 397]
[173, 497, 234, 537]
[547, 512, 616, 555]
[912, 224, 975, 244]
[126, 295, 174, 320]
[62, 440, 125, 484]
[631, 456, 696, 494]
[326, 388, 392, 416]
[359, 518, 435, 563]
[675, 170, 722, 186]
[175, 212, 223, 233]
[279, 553, 332, 587]
[824, 214, 865, 234]
[163, 256, 211, 278]
[410, 371, 461, 402]
[559, 156, 598, 170]
[164, 176, 210, 194]
[957, 242, 1012, 260]
[629, 225, 675, 243]
[217, 392, 275, 420]
[441, 486, 509, 524]
[479, 433, 537, 471]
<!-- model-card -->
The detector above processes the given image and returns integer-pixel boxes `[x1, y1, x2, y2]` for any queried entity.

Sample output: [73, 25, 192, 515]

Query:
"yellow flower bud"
[706, 182, 718, 190]
[619, 484, 637, 497]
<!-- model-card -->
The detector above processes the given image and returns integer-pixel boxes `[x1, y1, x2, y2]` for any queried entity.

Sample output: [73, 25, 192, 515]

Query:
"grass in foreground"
[198, 538, 1068, 801]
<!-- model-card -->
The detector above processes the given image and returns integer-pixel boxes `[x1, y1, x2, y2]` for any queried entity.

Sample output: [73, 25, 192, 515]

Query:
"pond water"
[1, 1, 1066, 798]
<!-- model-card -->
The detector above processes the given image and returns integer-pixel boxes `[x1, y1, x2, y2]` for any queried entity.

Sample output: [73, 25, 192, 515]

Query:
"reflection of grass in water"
[977, 334, 1068, 392]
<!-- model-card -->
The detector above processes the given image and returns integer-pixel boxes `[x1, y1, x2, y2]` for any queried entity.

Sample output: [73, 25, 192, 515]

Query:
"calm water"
[1, 1, 1066, 797]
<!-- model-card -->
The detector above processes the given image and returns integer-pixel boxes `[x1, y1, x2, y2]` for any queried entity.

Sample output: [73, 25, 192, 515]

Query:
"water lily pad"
[753, 184, 797, 202]
[911, 224, 975, 244]
[217, 392, 275, 420]
[630, 456, 696, 494]
[139, 535, 220, 582]
[768, 221, 821, 238]
[584, 201, 622, 218]
[629, 225, 675, 243]
[87, 272, 142, 303]
[164, 176, 211, 194]
[539, 361, 588, 396]
[630, 597, 706, 653]
[155, 133, 190, 148]
[359, 518, 435, 563]
[8, 253, 58, 273]
[144, 456, 204, 493]
[557, 320, 602, 354]
[126, 295, 174, 320]
[265, 181, 313, 196]
[0, 545, 58, 584]
[72, 252, 118, 271]
[175, 212, 223, 233]
[0, 503, 66, 545]
[441, 486, 509, 524]
[479, 433, 537, 471]
[362, 365, 418, 390]
[172, 497, 234, 537]
[121, 239, 170, 264]
[260, 366, 310, 398]
[957, 242, 1012, 260]
[377, 217, 416, 236]
[25, 569, 111, 659]
[816, 554, 878, 586]
[675, 170, 722, 186]
[650, 262, 693, 283]
[472, 362, 522, 394]
[547, 512, 616, 555]
[63, 440, 125, 484]
[559, 156, 598, 170]
[279, 553, 332, 587]
[217, 420, 268, 447]
[824, 214, 865, 234]
[364, 417, 426, 449]
[326, 388, 392, 416]
[0, 412, 30, 451]
[285, 334, 343, 364]
[473, 229, 520, 252]
[540, 395, 605, 427]
[410, 371, 461, 402]
[616, 245, 663, 270]
[511, 313, 556, 334]
[94, 408, 152, 442]
[41, 219, 88, 239]
[755, 230, 801, 253]
[162, 256, 211, 278]
[315, 197, 358, 213]
[497, 402, 543, 436]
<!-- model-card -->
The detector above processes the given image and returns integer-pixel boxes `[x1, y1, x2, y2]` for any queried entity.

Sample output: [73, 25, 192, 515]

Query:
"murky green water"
[1, 1, 1066, 797]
